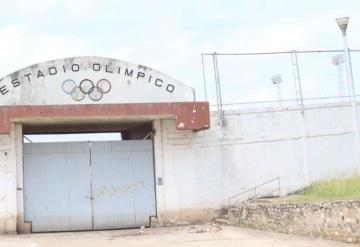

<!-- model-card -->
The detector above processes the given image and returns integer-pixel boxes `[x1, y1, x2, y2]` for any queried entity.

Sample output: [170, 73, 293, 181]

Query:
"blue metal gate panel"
[91, 140, 156, 229]
[23, 140, 156, 232]
[130, 143, 157, 226]
[23, 142, 92, 232]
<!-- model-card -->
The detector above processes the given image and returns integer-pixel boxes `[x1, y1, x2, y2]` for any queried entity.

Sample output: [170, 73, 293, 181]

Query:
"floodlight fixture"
[332, 54, 344, 66]
[271, 74, 283, 85]
[336, 17, 349, 36]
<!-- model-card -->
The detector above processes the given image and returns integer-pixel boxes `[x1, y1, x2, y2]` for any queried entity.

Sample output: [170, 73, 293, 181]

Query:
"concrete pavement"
[0, 225, 351, 247]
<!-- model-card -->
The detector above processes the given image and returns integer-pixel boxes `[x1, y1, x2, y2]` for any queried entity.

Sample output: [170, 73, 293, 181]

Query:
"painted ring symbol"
[71, 86, 86, 101]
[79, 79, 95, 94]
[88, 86, 103, 101]
[62, 79, 77, 94]
[62, 78, 111, 102]
[97, 79, 111, 94]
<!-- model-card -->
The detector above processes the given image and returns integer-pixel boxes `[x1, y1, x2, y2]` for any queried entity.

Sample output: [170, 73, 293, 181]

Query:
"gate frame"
[15, 121, 162, 233]
[15, 124, 31, 233]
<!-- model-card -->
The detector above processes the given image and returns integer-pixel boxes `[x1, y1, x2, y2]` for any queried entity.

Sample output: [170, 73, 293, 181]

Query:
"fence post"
[212, 52, 225, 126]
[290, 50, 304, 106]
[201, 54, 208, 102]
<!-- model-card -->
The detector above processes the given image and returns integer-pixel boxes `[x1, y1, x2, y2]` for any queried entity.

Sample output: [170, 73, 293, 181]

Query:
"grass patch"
[301, 176, 360, 199]
[264, 176, 360, 204]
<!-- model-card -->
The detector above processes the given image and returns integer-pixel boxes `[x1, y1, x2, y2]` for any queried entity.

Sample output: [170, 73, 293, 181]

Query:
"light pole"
[336, 17, 360, 168]
[271, 74, 283, 106]
[331, 54, 346, 101]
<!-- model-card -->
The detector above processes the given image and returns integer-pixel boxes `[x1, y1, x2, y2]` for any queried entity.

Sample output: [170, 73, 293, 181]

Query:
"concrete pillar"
[0, 124, 18, 233]
[152, 120, 166, 226]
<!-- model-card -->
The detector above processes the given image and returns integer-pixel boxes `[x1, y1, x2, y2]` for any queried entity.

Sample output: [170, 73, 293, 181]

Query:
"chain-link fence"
[201, 49, 360, 111]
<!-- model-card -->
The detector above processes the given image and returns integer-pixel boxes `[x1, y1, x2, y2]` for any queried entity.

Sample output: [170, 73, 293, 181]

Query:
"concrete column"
[152, 120, 166, 226]
[0, 124, 18, 233]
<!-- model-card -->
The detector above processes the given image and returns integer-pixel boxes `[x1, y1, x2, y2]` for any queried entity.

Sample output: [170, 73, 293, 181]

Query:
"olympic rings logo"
[62, 79, 111, 101]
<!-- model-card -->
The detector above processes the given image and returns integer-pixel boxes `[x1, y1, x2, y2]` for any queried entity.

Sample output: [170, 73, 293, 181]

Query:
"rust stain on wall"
[0, 102, 210, 134]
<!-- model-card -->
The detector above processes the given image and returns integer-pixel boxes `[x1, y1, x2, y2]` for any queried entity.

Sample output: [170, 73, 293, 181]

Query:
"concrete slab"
[0, 225, 351, 247]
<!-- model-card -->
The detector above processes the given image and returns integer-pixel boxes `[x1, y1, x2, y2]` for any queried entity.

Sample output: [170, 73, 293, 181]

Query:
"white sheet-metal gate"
[23, 140, 156, 232]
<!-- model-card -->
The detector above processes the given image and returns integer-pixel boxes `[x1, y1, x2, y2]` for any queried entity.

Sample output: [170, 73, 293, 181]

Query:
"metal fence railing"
[228, 177, 281, 211]
[201, 49, 360, 111]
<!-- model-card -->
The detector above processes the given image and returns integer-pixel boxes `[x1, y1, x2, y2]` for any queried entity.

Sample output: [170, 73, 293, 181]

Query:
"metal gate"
[23, 140, 156, 232]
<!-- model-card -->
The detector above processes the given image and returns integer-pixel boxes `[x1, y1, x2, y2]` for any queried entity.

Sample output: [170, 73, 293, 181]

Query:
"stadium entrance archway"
[0, 56, 209, 233]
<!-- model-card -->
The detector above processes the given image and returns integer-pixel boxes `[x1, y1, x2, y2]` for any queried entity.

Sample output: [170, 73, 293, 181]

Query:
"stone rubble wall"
[230, 200, 360, 244]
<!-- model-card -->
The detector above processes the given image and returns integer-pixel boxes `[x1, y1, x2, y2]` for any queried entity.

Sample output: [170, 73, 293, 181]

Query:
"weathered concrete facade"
[0, 56, 359, 233]
[1, 101, 359, 233]
[152, 103, 359, 225]
[0, 56, 210, 233]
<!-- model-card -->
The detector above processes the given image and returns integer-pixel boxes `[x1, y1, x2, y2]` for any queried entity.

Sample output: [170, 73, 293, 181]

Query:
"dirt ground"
[0, 225, 352, 247]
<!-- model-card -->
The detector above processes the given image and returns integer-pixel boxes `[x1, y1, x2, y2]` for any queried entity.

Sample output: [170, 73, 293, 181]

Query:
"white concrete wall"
[154, 103, 359, 225]
[0, 102, 359, 232]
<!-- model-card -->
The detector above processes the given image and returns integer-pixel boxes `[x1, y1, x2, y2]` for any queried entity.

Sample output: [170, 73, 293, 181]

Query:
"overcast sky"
[0, 0, 359, 106]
